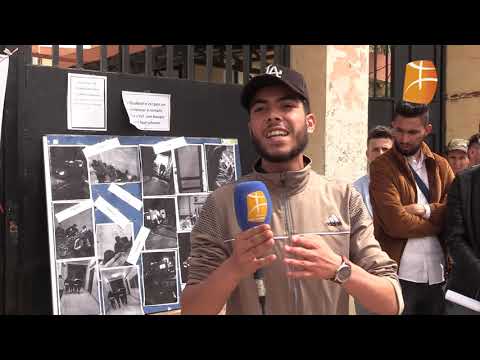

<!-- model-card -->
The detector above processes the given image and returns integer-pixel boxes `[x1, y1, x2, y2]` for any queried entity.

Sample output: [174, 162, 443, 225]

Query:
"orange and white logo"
[403, 60, 438, 104]
[247, 191, 268, 223]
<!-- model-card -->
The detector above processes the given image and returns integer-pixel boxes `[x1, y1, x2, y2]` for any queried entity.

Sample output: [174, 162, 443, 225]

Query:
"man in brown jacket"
[370, 101, 454, 315]
[181, 64, 404, 315]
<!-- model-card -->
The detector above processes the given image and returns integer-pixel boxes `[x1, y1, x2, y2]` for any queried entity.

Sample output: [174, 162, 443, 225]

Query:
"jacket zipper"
[280, 172, 299, 314]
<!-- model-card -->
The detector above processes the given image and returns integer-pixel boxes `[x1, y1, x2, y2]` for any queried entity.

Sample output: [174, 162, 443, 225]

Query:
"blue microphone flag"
[234, 181, 272, 231]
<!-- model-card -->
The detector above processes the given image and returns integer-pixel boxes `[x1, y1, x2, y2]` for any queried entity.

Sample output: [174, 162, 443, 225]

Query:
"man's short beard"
[394, 140, 421, 157]
[251, 125, 309, 163]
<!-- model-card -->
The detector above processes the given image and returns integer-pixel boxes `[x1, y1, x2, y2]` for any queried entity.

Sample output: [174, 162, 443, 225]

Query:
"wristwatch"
[331, 256, 352, 284]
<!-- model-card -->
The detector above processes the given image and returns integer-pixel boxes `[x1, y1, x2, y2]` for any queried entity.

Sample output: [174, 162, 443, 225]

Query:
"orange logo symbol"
[403, 60, 438, 104]
[247, 191, 268, 223]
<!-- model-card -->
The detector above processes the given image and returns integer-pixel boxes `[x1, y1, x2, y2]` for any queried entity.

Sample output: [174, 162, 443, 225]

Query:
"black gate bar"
[100, 45, 107, 72]
[145, 45, 152, 77]
[243, 45, 250, 85]
[225, 45, 233, 84]
[206, 45, 213, 82]
[166, 45, 174, 77]
[52, 46, 59, 67]
[187, 45, 195, 81]
[76, 45, 83, 69]
[121, 45, 129, 73]
[260, 45, 267, 73]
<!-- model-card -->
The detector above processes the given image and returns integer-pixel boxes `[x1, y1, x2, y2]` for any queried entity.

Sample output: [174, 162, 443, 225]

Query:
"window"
[369, 45, 392, 98]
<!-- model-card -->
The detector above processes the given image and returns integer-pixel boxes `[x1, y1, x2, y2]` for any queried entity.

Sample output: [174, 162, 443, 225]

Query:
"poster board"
[43, 134, 240, 315]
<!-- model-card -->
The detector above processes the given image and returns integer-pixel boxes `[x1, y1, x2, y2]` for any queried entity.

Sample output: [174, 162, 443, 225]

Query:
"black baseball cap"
[240, 64, 310, 110]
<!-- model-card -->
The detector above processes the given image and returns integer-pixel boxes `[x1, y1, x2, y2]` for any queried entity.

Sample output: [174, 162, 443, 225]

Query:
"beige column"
[291, 45, 370, 315]
[446, 46, 480, 141]
[291, 45, 370, 183]
[290, 46, 327, 174]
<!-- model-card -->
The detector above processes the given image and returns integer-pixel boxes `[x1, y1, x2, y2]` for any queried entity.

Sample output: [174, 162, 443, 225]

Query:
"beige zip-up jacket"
[187, 157, 404, 315]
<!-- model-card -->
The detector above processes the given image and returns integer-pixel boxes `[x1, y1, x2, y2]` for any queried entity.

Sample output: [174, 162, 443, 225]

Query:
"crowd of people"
[146, 208, 167, 227]
[354, 117, 480, 315]
[90, 159, 138, 183]
[56, 224, 94, 259]
[58, 275, 84, 297]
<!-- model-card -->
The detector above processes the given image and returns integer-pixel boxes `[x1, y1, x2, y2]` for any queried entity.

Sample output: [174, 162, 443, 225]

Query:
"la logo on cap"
[265, 64, 283, 78]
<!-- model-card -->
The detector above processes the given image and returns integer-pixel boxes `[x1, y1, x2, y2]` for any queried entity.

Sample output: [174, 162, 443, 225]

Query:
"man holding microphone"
[181, 65, 404, 315]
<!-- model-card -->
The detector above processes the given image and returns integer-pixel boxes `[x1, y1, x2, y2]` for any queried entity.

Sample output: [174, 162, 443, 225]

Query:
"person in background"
[444, 164, 480, 315]
[467, 133, 480, 167]
[58, 275, 65, 298]
[370, 100, 454, 315]
[446, 138, 470, 175]
[354, 126, 394, 217]
[353, 125, 393, 315]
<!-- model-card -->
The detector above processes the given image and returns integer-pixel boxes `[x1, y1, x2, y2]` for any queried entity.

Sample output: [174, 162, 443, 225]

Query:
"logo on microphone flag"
[247, 191, 268, 223]
[403, 60, 438, 104]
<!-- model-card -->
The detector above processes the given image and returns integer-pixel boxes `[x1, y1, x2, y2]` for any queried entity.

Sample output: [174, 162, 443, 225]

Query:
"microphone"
[234, 181, 272, 315]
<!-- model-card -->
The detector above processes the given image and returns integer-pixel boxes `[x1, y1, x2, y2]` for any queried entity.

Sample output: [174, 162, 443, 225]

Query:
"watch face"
[337, 265, 352, 282]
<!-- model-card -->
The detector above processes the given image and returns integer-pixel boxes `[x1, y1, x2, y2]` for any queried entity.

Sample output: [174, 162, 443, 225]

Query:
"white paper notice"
[108, 184, 143, 211]
[122, 91, 171, 131]
[82, 138, 120, 158]
[94, 196, 130, 228]
[152, 137, 187, 154]
[445, 290, 480, 312]
[55, 200, 93, 223]
[68, 73, 107, 131]
[0, 55, 9, 142]
[127, 226, 150, 265]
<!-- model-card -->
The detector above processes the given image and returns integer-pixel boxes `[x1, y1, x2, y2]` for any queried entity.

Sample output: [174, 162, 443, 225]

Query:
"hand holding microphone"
[231, 181, 276, 314]
[227, 224, 276, 281]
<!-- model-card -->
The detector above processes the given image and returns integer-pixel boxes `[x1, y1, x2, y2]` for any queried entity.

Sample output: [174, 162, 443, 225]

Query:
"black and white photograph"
[178, 233, 191, 285]
[56, 259, 101, 315]
[141, 146, 175, 196]
[142, 251, 178, 306]
[177, 194, 208, 232]
[49, 146, 90, 201]
[53, 203, 95, 260]
[96, 223, 134, 268]
[174, 145, 205, 193]
[143, 197, 178, 249]
[100, 266, 143, 315]
[88, 147, 140, 184]
[205, 144, 237, 191]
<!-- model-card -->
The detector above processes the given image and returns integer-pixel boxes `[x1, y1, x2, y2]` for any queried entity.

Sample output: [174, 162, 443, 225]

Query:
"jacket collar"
[407, 149, 425, 167]
[392, 141, 435, 164]
[391, 141, 436, 174]
[251, 156, 312, 196]
[390, 141, 441, 200]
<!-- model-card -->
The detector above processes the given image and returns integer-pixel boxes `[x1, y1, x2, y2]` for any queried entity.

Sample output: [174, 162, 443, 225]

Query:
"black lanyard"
[408, 164, 430, 203]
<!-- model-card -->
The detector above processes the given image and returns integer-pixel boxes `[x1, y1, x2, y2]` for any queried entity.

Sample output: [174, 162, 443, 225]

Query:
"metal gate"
[0, 44, 289, 314]
[368, 45, 446, 153]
